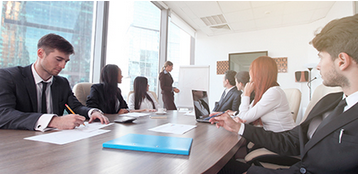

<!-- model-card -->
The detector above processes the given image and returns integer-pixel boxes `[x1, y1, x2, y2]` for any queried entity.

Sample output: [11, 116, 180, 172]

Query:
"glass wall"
[107, 1, 161, 100]
[0, 1, 95, 87]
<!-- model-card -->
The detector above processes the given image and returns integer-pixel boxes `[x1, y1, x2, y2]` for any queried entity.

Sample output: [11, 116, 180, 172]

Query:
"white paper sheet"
[148, 123, 196, 134]
[120, 112, 150, 117]
[24, 122, 113, 145]
[184, 111, 195, 116]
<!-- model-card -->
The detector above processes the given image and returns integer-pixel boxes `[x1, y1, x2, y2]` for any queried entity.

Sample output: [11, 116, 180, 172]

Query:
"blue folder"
[103, 134, 193, 155]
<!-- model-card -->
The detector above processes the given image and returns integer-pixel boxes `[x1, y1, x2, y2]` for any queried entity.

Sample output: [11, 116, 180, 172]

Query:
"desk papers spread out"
[24, 122, 113, 145]
[148, 123, 196, 134]
[120, 112, 150, 117]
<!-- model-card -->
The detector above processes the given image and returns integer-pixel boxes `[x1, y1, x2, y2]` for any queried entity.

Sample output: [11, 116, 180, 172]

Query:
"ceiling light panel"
[201, 14, 227, 26]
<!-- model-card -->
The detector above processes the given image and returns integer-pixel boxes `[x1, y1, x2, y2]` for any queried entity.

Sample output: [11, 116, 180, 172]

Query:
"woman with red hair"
[236, 56, 296, 132]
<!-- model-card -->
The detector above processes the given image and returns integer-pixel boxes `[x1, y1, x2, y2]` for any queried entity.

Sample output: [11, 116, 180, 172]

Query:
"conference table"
[0, 111, 244, 174]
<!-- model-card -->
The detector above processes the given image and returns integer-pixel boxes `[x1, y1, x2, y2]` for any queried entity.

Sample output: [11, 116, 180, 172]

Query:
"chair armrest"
[244, 148, 300, 167]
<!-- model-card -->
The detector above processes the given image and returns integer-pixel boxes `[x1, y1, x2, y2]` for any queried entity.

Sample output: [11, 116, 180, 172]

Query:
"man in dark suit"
[213, 70, 241, 112]
[0, 33, 109, 131]
[210, 14, 358, 173]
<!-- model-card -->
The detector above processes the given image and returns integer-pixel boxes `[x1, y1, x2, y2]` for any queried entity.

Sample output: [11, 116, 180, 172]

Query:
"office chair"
[244, 84, 343, 169]
[283, 88, 302, 122]
[72, 82, 93, 105]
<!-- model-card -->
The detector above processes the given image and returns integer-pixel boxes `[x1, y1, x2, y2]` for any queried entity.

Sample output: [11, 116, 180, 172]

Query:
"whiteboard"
[176, 65, 210, 108]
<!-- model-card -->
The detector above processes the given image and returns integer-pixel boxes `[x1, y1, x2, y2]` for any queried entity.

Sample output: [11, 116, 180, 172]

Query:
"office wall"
[194, 1, 354, 122]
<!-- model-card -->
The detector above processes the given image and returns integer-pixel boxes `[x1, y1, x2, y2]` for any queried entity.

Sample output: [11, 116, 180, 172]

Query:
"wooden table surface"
[0, 111, 244, 174]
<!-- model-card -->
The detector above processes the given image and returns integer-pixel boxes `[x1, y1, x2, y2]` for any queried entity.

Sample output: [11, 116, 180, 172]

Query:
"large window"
[0, 1, 95, 87]
[167, 17, 192, 90]
[107, 1, 161, 99]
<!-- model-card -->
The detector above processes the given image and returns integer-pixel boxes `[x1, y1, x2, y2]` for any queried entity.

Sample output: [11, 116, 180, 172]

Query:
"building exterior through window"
[0, 1, 95, 87]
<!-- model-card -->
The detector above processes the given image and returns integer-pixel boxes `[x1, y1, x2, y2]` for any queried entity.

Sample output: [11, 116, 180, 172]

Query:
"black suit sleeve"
[86, 85, 101, 109]
[243, 124, 301, 156]
[52, 76, 90, 119]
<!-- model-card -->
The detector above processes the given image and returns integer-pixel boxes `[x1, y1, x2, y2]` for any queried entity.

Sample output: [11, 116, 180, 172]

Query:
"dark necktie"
[314, 99, 347, 134]
[41, 81, 48, 113]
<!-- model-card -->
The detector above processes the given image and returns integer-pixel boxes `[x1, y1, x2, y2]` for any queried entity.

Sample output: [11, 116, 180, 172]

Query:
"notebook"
[102, 134, 193, 155]
[191, 90, 211, 123]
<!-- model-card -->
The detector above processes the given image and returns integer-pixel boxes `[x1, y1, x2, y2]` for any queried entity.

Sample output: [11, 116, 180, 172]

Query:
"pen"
[65, 104, 86, 126]
[204, 111, 225, 120]
[339, 129, 344, 143]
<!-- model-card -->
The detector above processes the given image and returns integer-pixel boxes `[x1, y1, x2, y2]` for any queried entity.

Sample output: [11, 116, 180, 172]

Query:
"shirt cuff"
[238, 123, 245, 135]
[35, 114, 56, 132]
[89, 108, 104, 117]
[242, 95, 250, 102]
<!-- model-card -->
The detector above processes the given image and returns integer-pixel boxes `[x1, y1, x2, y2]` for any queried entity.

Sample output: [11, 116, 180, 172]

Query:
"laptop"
[191, 90, 212, 123]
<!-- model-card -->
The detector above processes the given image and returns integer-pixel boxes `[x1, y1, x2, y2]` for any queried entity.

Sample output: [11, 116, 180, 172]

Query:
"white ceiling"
[162, 1, 336, 36]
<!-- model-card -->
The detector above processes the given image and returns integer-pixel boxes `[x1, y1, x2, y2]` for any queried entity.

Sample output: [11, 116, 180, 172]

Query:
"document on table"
[24, 122, 113, 145]
[148, 123, 196, 134]
[184, 111, 195, 116]
[120, 112, 150, 117]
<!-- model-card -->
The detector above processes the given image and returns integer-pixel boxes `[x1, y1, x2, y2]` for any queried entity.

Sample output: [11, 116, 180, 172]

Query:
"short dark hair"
[311, 14, 358, 62]
[37, 33, 74, 55]
[225, 70, 237, 86]
[235, 71, 250, 86]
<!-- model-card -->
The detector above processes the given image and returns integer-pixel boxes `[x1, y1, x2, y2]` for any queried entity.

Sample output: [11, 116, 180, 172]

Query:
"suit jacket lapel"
[301, 92, 345, 157]
[304, 105, 358, 156]
[218, 87, 236, 108]
[51, 77, 59, 114]
[302, 92, 343, 124]
[22, 65, 37, 112]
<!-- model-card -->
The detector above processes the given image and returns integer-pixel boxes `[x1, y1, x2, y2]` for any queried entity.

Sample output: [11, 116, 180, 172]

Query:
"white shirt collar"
[164, 69, 169, 74]
[345, 91, 358, 111]
[31, 63, 53, 84]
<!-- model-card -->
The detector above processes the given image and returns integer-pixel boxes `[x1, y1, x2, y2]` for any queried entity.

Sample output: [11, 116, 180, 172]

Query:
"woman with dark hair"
[159, 61, 180, 110]
[236, 56, 295, 132]
[128, 76, 159, 112]
[86, 64, 129, 114]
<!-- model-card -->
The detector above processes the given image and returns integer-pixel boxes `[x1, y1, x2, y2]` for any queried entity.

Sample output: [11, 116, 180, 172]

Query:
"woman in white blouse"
[236, 56, 296, 132]
[128, 76, 160, 112]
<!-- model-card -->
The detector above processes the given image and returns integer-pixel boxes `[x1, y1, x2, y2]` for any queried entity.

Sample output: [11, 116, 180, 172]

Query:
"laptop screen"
[191, 90, 210, 119]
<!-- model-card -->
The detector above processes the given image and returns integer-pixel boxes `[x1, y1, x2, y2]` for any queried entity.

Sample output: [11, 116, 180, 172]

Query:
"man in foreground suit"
[210, 14, 358, 173]
[0, 33, 109, 131]
[213, 70, 241, 112]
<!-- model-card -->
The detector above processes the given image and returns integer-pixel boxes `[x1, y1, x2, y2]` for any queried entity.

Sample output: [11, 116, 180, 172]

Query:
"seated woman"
[236, 56, 296, 132]
[128, 76, 160, 112]
[86, 64, 129, 114]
